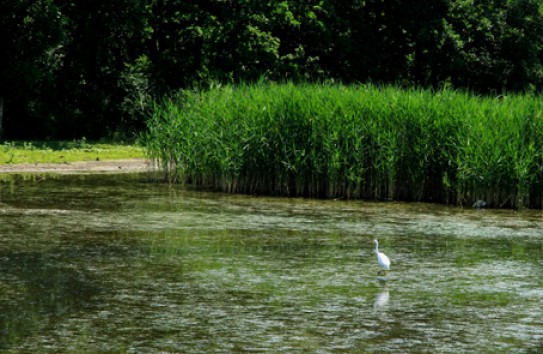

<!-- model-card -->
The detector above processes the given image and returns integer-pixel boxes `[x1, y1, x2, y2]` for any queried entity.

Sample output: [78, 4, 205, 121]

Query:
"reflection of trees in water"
[0, 251, 100, 349]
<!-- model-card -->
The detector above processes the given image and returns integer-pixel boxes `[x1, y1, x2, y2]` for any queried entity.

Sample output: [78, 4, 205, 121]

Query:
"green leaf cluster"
[2, 0, 543, 139]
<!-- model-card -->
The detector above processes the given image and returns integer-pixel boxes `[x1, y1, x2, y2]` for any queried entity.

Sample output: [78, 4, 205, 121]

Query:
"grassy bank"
[0, 139, 145, 164]
[144, 83, 543, 208]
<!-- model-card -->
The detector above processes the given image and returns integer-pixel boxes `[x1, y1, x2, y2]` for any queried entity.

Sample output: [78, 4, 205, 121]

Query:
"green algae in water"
[0, 173, 542, 352]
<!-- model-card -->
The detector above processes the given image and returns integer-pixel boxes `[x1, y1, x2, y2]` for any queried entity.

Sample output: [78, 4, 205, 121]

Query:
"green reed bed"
[144, 83, 543, 208]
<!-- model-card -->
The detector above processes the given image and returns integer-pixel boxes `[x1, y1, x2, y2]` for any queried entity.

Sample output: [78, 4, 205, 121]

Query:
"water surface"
[0, 173, 541, 352]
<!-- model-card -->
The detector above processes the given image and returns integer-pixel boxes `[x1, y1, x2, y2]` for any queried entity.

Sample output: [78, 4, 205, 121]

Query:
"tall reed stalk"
[144, 82, 543, 208]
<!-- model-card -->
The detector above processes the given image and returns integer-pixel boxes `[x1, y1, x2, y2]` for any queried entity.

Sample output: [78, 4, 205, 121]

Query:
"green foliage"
[445, 0, 543, 92]
[0, 0, 65, 137]
[2, 0, 543, 139]
[145, 83, 543, 208]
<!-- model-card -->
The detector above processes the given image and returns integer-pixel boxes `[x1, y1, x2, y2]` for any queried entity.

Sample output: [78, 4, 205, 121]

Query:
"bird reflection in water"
[373, 288, 389, 310]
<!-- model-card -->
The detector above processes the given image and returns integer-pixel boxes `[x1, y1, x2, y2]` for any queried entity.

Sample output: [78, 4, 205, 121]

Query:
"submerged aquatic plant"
[144, 82, 543, 208]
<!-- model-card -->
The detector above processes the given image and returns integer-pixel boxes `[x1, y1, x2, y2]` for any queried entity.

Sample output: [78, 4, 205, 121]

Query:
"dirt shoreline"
[0, 158, 156, 174]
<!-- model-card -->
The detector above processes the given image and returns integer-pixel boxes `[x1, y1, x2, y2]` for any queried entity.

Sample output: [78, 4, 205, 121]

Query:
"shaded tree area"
[1, 0, 543, 139]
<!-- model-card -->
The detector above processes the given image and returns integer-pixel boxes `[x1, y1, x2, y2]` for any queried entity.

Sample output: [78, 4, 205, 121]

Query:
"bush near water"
[145, 83, 543, 209]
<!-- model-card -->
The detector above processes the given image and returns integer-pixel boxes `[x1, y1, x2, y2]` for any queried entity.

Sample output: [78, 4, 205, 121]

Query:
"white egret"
[373, 239, 390, 275]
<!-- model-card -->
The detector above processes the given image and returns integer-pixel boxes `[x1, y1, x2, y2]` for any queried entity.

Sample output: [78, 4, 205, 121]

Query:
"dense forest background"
[1, 0, 543, 139]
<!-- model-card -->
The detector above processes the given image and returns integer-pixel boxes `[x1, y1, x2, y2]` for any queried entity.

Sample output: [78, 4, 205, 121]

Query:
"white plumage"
[373, 239, 390, 274]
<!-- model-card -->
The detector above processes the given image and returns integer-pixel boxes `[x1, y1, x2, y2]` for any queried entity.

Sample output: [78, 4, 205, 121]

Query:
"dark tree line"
[1, 0, 543, 139]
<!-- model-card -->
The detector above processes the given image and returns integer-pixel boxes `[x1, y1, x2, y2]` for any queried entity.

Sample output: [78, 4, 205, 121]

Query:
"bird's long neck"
[374, 242, 379, 254]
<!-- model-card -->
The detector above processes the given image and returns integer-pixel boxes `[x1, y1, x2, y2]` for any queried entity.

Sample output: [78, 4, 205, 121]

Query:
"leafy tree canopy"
[1, 0, 542, 139]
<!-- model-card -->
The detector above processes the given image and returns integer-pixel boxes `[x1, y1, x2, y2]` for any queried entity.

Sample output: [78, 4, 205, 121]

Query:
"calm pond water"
[0, 173, 541, 353]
